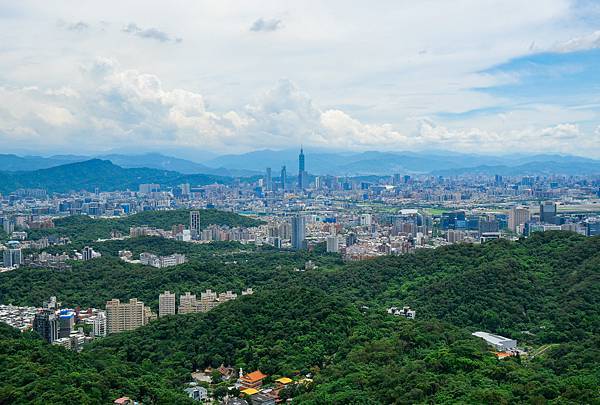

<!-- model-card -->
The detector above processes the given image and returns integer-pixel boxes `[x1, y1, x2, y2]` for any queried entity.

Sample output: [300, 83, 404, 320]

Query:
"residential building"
[326, 235, 339, 253]
[540, 201, 557, 224]
[159, 291, 176, 317]
[105, 298, 146, 334]
[179, 292, 198, 314]
[291, 215, 306, 250]
[387, 306, 416, 319]
[2, 248, 22, 268]
[508, 206, 530, 232]
[33, 310, 60, 343]
[190, 210, 200, 238]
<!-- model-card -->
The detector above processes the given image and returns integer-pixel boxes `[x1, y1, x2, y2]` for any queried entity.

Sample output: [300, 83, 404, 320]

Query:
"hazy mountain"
[0, 154, 87, 171]
[432, 160, 600, 176]
[0, 153, 258, 177]
[204, 149, 600, 175]
[0, 159, 231, 194]
[2, 150, 599, 178]
[97, 153, 258, 176]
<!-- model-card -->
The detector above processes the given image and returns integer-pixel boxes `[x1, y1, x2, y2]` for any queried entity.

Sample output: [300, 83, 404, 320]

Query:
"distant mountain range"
[0, 159, 230, 194]
[204, 149, 600, 176]
[0, 153, 258, 177]
[1, 150, 599, 182]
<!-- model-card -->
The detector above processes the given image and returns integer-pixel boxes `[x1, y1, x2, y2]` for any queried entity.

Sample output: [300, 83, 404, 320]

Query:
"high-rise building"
[540, 202, 557, 224]
[159, 291, 176, 317]
[190, 210, 200, 238]
[85, 311, 107, 337]
[508, 206, 530, 232]
[180, 183, 191, 196]
[82, 246, 94, 261]
[178, 292, 198, 314]
[105, 298, 146, 334]
[359, 214, 372, 227]
[346, 233, 357, 246]
[58, 310, 75, 338]
[298, 147, 306, 189]
[33, 310, 60, 343]
[265, 167, 272, 191]
[326, 235, 339, 253]
[291, 215, 306, 250]
[138, 183, 160, 194]
[280, 166, 287, 191]
[2, 248, 22, 268]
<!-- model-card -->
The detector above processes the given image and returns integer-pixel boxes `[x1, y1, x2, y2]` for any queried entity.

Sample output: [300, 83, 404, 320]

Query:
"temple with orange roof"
[240, 370, 268, 389]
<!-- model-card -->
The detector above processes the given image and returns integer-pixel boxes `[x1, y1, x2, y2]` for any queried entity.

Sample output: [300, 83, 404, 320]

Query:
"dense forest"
[27, 209, 264, 244]
[0, 231, 598, 403]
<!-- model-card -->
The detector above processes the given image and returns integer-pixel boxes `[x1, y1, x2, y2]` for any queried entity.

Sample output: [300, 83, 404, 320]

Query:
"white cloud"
[551, 30, 600, 52]
[249, 18, 283, 32]
[122, 23, 181, 43]
[0, 60, 599, 157]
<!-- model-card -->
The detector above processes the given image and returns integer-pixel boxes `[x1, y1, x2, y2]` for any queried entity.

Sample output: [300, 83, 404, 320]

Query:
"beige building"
[509, 206, 530, 233]
[105, 298, 147, 334]
[159, 291, 176, 317]
[178, 292, 198, 314]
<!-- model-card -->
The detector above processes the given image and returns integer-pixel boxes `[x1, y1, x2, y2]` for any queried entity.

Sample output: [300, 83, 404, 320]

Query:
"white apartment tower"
[190, 211, 200, 238]
[159, 291, 176, 317]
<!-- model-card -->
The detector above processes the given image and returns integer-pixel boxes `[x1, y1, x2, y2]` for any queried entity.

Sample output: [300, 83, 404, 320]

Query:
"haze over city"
[1, 0, 600, 157]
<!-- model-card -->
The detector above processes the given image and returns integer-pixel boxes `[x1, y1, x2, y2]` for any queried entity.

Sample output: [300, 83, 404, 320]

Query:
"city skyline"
[1, 1, 600, 157]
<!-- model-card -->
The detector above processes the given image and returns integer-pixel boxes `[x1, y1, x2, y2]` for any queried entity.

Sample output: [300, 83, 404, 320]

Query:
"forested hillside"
[0, 159, 230, 194]
[0, 232, 598, 403]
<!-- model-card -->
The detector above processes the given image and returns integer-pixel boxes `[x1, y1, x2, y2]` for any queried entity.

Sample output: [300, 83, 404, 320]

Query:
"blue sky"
[0, 0, 599, 157]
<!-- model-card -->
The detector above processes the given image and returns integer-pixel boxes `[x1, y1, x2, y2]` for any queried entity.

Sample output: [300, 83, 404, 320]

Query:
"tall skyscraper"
[159, 291, 176, 317]
[265, 167, 272, 191]
[509, 206, 530, 232]
[280, 166, 287, 191]
[291, 215, 306, 250]
[33, 310, 60, 343]
[190, 210, 200, 238]
[540, 202, 557, 224]
[105, 298, 146, 334]
[298, 147, 306, 189]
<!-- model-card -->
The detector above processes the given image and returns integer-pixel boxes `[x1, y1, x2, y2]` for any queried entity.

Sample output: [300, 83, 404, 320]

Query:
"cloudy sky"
[1, 0, 599, 157]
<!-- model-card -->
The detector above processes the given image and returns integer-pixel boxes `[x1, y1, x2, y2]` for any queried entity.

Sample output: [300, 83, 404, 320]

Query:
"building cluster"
[387, 306, 416, 319]
[0, 304, 37, 331]
[159, 288, 253, 316]
[1, 148, 599, 267]
[105, 298, 156, 334]
[139, 252, 186, 268]
[30, 296, 107, 351]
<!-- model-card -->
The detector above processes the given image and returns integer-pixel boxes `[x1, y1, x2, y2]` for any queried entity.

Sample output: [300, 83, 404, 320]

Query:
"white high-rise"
[159, 291, 176, 317]
[190, 210, 200, 238]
